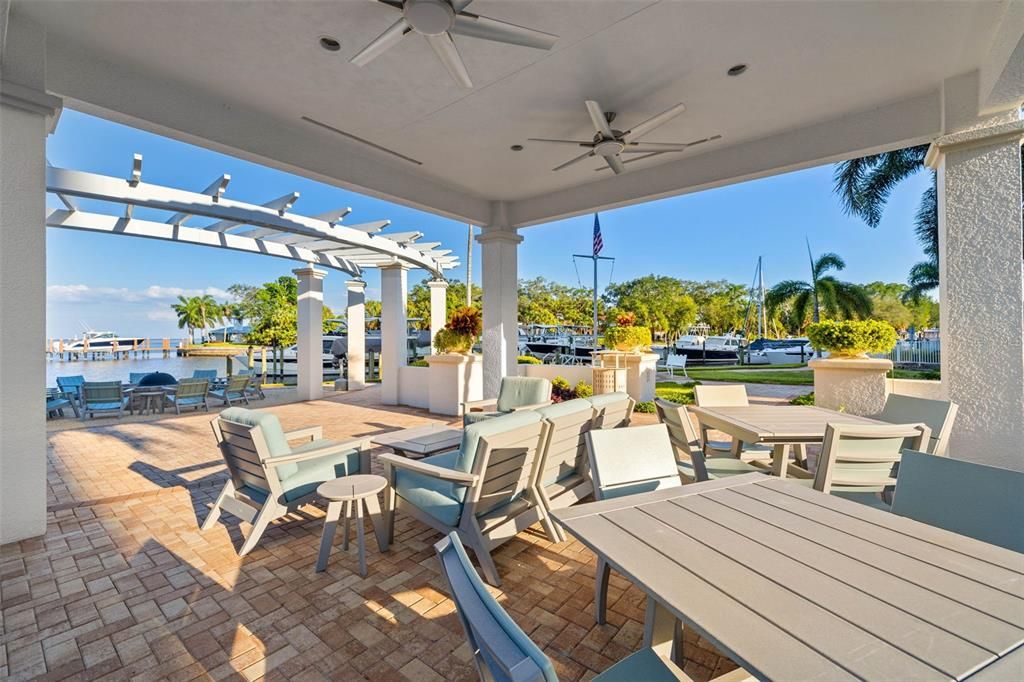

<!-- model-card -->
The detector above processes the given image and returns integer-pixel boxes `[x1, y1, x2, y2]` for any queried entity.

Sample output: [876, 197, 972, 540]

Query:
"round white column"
[345, 279, 367, 391]
[478, 228, 522, 399]
[380, 264, 408, 405]
[293, 266, 327, 401]
[427, 279, 448, 355]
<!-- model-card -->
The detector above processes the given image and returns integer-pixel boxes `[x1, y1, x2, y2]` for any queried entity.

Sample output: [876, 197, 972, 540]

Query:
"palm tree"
[193, 294, 223, 341]
[766, 249, 872, 329]
[832, 145, 938, 301]
[171, 295, 202, 343]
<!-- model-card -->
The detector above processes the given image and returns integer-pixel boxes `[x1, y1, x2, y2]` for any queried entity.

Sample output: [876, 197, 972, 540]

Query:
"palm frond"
[832, 156, 880, 220]
[813, 253, 846, 279]
[903, 261, 939, 303]
[791, 290, 812, 329]
[914, 179, 938, 259]
[833, 145, 928, 228]
[765, 280, 811, 316]
[835, 283, 873, 319]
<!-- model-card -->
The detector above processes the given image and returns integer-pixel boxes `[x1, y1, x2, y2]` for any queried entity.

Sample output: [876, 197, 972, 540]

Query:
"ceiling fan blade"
[585, 101, 615, 139]
[622, 144, 687, 153]
[595, 151, 669, 171]
[682, 134, 723, 147]
[451, 12, 558, 50]
[605, 155, 626, 175]
[377, 0, 405, 9]
[624, 102, 687, 140]
[552, 150, 596, 172]
[451, 0, 474, 11]
[426, 32, 473, 88]
[527, 138, 593, 146]
[350, 17, 411, 66]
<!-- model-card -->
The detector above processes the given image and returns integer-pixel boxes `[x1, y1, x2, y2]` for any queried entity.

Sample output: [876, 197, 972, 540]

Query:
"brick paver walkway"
[3, 388, 739, 681]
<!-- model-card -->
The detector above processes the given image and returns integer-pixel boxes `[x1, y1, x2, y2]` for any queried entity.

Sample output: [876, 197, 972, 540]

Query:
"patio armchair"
[435, 532, 753, 682]
[238, 368, 266, 400]
[654, 399, 763, 482]
[587, 392, 635, 429]
[209, 374, 250, 406]
[461, 376, 552, 426]
[381, 410, 553, 586]
[204, 407, 372, 556]
[585, 424, 683, 624]
[80, 381, 133, 419]
[46, 388, 78, 418]
[890, 450, 1024, 553]
[871, 394, 958, 456]
[192, 369, 219, 381]
[532, 399, 597, 542]
[164, 378, 211, 414]
[692, 384, 776, 464]
[791, 422, 930, 509]
[56, 375, 85, 404]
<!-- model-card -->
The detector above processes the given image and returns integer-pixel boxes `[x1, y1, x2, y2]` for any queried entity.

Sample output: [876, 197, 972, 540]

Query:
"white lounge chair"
[657, 353, 688, 378]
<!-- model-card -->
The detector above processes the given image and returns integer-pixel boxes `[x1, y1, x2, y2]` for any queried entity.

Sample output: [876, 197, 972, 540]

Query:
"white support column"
[927, 118, 1024, 469]
[345, 279, 367, 391]
[380, 264, 408, 405]
[427, 279, 448, 355]
[478, 228, 522, 398]
[1, 14, 62, 544]
[293, 266, 326, 402]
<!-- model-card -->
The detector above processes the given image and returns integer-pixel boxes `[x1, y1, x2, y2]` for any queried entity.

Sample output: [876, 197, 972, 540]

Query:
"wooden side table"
[315, 474, 389, 576]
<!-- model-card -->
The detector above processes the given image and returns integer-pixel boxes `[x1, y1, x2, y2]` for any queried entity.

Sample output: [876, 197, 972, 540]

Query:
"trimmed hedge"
[806, 319, 897, 357]
[517, 355, 542, 364]
[602, 325, 653, 352]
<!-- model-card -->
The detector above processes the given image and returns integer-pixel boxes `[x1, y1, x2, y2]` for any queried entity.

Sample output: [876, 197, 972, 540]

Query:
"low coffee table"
[371, 424, 462, 459]
[315, 474, 389, 576]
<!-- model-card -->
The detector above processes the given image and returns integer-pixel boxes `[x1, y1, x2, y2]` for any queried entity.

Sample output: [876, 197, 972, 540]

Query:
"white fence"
[877, 342, 941, 367]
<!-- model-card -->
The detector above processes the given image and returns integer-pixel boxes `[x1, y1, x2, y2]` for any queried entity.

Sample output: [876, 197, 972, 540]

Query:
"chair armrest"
[284, 426, 322, 442]
[462, 398, 498, 412]
[378, 453, 478, 485]
[509, 400, 552, 412]
[264, 437, 374, 467]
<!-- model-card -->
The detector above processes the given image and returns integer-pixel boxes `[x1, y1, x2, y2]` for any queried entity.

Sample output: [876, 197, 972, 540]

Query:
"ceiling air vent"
[301, 116, 423, 166]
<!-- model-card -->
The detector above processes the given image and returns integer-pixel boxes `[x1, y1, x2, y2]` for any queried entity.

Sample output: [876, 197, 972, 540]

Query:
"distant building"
[207, 325, 250, 343]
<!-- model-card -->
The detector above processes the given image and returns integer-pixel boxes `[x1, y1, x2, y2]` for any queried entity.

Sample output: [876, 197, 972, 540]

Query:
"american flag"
[592, 213, 604, 256]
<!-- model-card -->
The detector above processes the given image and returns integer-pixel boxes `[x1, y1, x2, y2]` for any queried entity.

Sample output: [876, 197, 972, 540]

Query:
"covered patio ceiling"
[12, 0, 1023, 226]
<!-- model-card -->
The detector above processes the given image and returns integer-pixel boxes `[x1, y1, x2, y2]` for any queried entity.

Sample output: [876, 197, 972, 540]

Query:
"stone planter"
[809, 356, 893, 415]
[425, 353, 483, 416]
[593, 351, 659, 402]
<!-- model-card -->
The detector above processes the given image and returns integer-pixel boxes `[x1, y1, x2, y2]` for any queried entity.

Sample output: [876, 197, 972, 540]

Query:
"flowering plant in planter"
[602, 325, 653, 353]
[806, 319, 897, 358]
[433, 306, 482, 354]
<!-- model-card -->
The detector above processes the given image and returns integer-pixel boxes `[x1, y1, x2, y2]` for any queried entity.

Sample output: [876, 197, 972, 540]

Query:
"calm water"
[47, 355, 231, 386]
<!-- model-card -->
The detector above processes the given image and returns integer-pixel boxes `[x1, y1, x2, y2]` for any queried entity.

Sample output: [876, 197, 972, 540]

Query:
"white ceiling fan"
[350, 0, 558, 88]
[529, 100, 721, 174]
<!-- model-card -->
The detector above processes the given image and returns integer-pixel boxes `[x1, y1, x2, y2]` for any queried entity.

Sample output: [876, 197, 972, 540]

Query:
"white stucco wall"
[887, 379, 947, 401]
[397, 366, 430, 410]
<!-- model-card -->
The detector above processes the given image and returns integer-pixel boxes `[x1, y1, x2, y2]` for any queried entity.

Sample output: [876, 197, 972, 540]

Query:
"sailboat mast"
[466, 224, 473, 307]
[758, 257, 767, 338]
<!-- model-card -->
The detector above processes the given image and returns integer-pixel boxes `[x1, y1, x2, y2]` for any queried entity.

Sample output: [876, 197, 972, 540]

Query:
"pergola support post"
[345, 279, 367, 391]
[927, 117, 1024, 469]
[478, 227, 522, 399]
[293, 266, 327, 402]
[380, 264, 408, 405]
[427, 279, 448, 355]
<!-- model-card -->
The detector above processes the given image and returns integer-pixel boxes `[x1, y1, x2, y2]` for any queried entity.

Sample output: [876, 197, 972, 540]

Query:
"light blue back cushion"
[220, 407, 297, 477]
[536, 398, 593, 422]
[396, 451, 464, 526]
[891, 450, 1024, 553]
[587, 392, 630, 409]
[495, 377, 551, 413]
[455, 410, 542, 473]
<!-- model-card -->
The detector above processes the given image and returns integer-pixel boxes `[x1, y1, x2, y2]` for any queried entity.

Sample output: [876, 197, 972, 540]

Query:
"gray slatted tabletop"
[552, 474, 1024, 681]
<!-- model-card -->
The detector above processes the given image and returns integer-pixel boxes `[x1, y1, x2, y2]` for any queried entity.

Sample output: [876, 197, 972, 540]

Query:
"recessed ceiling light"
[727, 64, 747, 76]
[319, 36, 341, 52]
[510, 144, 524, 151]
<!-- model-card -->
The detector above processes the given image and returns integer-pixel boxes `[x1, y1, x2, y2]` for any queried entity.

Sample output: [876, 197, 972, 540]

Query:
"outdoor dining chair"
[46, 388, 78, 418]
[192, 369, 219, 381]
[79, 381, 132, 419]
[381, 410, 553, 587]
[164, 378, 210, 414]
[209, 374, 250, 406]
[436, 532, 752, 682]
[462, 376, 552, 426]
[587, 392, 635, 429]
[56, 375, 85, 403]
[691, 384, 776, 463]
[871, 393, 958, 456]
[891, 450, 1024, 553]
[237, 368, 266, 400]
[654, 399, 763, 482]
[585, 424, 682, 624]
[205, 407, 372, 556]
[532, 398, 597, 542]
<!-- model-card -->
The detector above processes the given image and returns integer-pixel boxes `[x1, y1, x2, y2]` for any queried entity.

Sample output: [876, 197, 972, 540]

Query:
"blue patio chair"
[891, 450, 1024, 553]
[46, 388, 78, 418]
[209, 374, 250, 406]
[56, 375, 85, 402]
[80, 381, 132, 419]
[192, 369, 219, 381]
[164, 378, 211, 415]
[461, 376, 552, 426]
[436, 532, 733, 682]
[205, 407, 373, 555]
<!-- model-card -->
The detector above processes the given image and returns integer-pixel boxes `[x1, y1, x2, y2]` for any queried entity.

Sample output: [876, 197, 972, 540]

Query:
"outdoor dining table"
[552, 474, 1024, 681]
[688, 404, 887, 477]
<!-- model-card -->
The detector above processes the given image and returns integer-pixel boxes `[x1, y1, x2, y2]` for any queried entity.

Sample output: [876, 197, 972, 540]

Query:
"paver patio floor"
[3, 388, 739, 681]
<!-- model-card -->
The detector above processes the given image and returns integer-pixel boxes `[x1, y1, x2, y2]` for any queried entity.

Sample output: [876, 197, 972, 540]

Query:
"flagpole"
[593, 250, 599, 338]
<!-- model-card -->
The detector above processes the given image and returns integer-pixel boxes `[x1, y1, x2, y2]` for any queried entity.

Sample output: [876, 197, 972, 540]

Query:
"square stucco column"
[0, 22, 62, 543]
[927, 119, 1024, 469]
[380, 264, 408, 405]
[427, 279, 448, 354]
[293, 266, 326, 402]
[478, 229, 522, 398]
[345, 279, 366, 391]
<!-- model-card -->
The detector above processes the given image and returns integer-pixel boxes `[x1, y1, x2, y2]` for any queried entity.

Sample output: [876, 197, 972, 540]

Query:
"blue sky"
[46, 109, 931, 338]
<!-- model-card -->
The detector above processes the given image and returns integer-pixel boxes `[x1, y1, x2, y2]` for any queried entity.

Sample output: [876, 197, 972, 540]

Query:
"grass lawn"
[654, 381, 699, 405]
[685, 369, 815, 385]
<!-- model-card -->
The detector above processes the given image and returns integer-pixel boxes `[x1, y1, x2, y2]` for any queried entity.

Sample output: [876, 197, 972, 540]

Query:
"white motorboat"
[65, 329, 148, 350]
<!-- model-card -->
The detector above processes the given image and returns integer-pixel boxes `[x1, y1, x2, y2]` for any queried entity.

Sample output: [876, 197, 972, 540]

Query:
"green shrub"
[517, 355, 542, 364]
[433, 327, 473, 353]
[603, 325, 653, 352]
[574, 380, 593, 399]
[447, 306, 482, 338]
[790, 392, 815, 406]
[654, 381, 699, 405]
[410, 359, 429, 367]
[806, 319, 897, 356]
[634, 401, 656, 413]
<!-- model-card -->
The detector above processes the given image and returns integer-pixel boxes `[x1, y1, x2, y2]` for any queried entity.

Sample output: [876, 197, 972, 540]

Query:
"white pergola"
[1, 0, 1022, 544]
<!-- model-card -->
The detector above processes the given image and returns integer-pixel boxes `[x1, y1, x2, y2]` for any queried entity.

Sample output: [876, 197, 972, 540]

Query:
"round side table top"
[318, 474, 387, 501]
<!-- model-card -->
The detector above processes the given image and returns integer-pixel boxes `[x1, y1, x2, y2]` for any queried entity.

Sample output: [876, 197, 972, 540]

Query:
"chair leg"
[201, 481, 234, 530]
[595, 557, 612, 625]
[793, 443, 807, 466]
[384, 485, 397, 544]
[464, 523, 501, 587]
[239, 503, 277, 556]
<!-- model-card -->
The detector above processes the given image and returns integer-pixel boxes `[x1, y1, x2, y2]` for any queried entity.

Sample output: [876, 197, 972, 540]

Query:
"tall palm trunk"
[806, 238, 821, 323]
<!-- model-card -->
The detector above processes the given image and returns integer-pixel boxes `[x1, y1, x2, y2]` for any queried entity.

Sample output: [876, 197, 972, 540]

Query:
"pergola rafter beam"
[205, 191, 300, 232]
[165, 173, 230, 226]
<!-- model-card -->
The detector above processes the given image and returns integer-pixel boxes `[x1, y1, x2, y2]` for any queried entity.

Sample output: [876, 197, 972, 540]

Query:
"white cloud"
[48, 283, 232, 303]
[146, 308, 179, 321]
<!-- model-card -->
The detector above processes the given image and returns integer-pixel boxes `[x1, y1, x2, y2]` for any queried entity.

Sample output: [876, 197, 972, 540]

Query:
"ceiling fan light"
[319, 36, 341, 52]
[727, 63, 748, 76]
[403, 0, 456, 36]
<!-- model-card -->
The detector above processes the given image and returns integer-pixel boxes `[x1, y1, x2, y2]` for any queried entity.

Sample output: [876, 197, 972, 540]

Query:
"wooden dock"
[47, 338, 176, 361]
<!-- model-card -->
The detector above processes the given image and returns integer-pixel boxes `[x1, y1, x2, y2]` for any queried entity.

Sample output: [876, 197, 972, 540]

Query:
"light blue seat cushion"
[220, 407, 295, 476]
[86, 399, 129, 411]
[463, 410, 502, 427]
[587, 392, 630, 410]
[455, 410, 543, 473]
[678, 457, 764, 481]
[495, 376, 551, 412]
[279, 440, 361, 503]
[174, 396, 206, 406]
[592, 648, 686, 682]
[395, 450, 465, 527]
